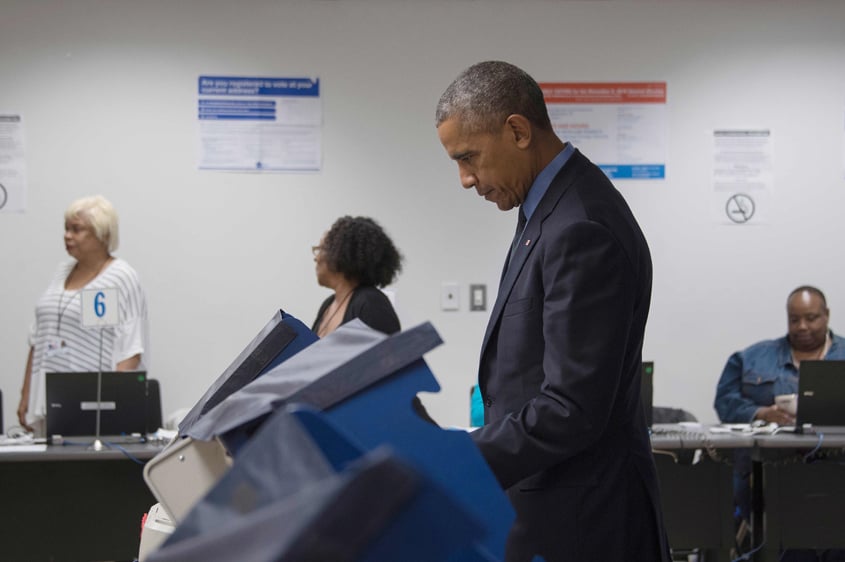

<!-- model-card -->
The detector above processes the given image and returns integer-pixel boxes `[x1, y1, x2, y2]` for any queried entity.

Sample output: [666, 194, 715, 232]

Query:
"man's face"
[787, 291, 830, 352]
[437, 116, 532, 211]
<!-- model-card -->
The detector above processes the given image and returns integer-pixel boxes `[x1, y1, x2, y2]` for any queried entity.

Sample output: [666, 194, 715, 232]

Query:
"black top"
[312, 285, 400, 335]
[312, 285, 435, 425]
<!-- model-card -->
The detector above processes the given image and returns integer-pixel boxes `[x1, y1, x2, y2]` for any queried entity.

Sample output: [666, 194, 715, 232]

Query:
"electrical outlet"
[441, 282, 460, 311]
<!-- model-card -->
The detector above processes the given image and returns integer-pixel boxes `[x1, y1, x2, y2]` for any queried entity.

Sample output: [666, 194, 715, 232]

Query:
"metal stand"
[90, 329, 105, 451]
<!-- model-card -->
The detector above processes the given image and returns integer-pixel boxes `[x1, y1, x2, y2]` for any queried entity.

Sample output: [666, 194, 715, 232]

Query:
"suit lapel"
[479, 150, 589, 361]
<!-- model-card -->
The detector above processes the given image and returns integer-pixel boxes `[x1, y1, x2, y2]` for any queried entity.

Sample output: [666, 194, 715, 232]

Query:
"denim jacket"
[714, 330, 845, 423]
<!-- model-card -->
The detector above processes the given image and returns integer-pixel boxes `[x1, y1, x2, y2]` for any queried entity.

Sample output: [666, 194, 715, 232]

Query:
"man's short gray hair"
[435, 61, 553, 134]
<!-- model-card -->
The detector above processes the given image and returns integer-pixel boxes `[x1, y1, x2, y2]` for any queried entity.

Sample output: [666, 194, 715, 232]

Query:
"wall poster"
[712, 129, 772, 225]
[540, 82, 667, 180]
[197, 76, 321, 172]
[0, 113, 27, 212]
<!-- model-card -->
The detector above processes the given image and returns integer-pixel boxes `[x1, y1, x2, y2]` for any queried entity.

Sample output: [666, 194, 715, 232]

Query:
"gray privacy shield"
[185, 319, 443, 442]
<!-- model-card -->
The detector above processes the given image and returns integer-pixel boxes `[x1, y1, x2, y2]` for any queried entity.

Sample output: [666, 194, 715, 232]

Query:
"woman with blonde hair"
[17, 195, 149, 435]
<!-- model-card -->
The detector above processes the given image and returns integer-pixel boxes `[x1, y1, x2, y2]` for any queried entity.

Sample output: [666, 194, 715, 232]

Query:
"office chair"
[146, 379, 163, 434]
[652, 406, 697, 424]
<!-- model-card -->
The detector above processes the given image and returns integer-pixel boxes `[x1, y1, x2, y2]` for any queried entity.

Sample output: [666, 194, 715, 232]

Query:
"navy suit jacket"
[470, 150, 670, 562]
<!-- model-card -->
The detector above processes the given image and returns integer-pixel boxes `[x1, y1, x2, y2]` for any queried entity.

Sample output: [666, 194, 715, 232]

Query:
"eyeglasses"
[311, 245, 322, 256]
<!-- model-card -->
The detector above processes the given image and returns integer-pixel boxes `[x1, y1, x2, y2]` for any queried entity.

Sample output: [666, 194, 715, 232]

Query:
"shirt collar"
[521, 142, 575, 222]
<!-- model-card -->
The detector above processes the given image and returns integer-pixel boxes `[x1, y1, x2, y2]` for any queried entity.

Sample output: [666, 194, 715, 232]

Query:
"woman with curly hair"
[311, 216, 403, 337]
[311, 215, 435, 424]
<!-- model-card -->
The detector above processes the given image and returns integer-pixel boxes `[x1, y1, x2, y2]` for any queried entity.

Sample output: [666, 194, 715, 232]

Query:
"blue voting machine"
[144, 314, 528, 562]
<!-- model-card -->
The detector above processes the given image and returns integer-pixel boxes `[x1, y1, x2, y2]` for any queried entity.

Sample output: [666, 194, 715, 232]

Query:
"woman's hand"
[18, 347, 35, 432]
[17, 393, 33, 432]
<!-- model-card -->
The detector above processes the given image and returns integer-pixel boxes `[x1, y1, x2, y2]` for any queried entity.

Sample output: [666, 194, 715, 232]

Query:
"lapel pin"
[524, 239, 531, 246]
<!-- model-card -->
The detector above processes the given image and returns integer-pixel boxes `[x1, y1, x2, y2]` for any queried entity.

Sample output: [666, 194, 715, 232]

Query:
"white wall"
[2, 0, 844, 430]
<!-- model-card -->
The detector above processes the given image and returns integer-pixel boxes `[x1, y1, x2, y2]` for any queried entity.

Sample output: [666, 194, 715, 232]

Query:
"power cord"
[104, 441, 147, 465]
[802, 432, 824, 462]
[57, 438, 148, 464]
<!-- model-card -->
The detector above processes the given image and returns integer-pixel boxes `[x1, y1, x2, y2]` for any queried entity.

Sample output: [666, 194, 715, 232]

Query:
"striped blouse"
[25, 258, 149, 424]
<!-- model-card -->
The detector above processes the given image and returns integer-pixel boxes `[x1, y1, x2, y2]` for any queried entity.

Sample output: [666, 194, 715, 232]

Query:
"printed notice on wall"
[197, 76, 321, 172]
[540, 82, 667, 180]
[0, 114, 27, 212]
[712, 129, 772, 225]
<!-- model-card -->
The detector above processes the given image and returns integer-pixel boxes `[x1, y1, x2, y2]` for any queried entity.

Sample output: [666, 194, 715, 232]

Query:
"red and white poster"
[540, 82, 667, 180]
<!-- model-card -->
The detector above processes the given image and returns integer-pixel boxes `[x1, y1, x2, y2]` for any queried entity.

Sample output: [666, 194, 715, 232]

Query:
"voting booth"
[140, 310, 318, 554]
[140, 314, 517, 562]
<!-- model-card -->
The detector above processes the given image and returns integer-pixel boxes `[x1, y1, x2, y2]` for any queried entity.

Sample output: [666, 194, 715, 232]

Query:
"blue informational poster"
[197, 75, 321, 172]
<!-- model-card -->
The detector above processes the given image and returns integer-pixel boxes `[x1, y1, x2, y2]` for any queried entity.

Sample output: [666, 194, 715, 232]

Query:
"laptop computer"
[794, 360, 845, 434]
[45, 371, 159, 441]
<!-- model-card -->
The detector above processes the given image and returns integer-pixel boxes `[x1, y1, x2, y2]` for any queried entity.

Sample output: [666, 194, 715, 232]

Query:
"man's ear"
[504, 114, 532, 148]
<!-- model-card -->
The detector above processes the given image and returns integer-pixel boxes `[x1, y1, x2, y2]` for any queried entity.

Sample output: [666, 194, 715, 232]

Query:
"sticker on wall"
[540, 82, 667, 180]
[197, 76, 321, 172]
[725, 193, 755, 224]
[712, 129, 771, 225]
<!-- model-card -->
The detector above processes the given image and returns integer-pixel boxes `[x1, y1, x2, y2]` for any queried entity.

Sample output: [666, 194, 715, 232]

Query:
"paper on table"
[0, 444, 47, 453]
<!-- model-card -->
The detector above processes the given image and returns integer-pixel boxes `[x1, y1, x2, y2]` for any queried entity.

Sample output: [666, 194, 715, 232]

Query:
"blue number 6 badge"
[81, 288, 119, 327]
[94, 291, 106, 317]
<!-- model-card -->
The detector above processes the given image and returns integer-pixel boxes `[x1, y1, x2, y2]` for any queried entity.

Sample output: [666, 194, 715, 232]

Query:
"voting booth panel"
[148, 408, 490, 562]
[177, 309, 318, 436]
[143, 310, 317, 521]
[141, 317, 518, 562]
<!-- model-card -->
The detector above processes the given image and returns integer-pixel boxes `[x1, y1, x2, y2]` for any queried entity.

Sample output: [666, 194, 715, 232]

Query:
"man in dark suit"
[436, 61, 670, 562]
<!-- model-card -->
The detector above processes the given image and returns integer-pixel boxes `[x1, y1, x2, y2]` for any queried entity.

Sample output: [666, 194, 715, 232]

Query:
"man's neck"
[791, 332, 831, 364]
[531, 131, 566, 175]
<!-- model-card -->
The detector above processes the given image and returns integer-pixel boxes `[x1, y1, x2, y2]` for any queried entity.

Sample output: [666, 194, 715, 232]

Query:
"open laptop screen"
[796, 360, 845, 431]
[45, 371, 152, 437]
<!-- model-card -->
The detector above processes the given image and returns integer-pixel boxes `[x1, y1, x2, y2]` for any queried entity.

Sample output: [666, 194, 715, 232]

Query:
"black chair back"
[146, 379, 162, 433]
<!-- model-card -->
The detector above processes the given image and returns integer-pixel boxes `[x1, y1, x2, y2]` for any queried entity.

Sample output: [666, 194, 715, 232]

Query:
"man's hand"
[754, 405, 795, 426]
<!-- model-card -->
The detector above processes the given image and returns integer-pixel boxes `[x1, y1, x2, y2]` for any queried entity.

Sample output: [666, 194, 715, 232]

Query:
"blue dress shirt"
[521, 142, 576, 223]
